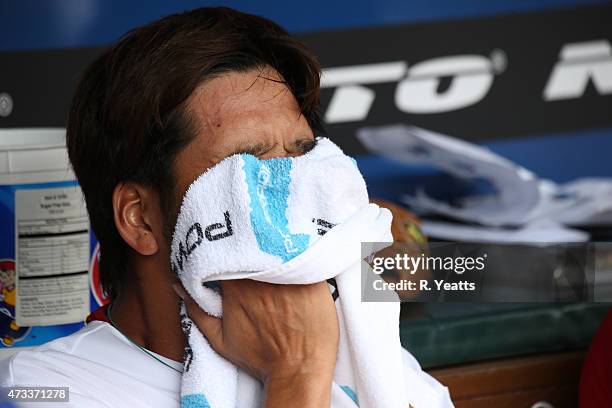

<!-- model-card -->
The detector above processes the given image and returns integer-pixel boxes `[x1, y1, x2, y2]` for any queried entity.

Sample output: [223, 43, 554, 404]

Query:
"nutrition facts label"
[15, 186, 90, 326]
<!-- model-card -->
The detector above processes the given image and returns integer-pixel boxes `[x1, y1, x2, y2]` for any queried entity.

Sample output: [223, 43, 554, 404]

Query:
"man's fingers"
[173, 283, 225, 355]
[186, 299, 225, 353]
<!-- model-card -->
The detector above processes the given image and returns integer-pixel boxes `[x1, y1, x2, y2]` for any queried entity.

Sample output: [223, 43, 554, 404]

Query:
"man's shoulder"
[0, 321, 181, 408]
[0, 321, 161, 407]
[0, 321, 112, 387]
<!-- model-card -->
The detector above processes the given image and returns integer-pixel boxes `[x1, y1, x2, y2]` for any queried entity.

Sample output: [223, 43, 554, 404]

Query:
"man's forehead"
[170, 67, 314, 206]
[186, 67, 300, 126]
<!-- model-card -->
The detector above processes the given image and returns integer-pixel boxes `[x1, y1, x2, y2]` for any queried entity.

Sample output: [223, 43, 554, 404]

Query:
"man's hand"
[174, 280, 339, 408]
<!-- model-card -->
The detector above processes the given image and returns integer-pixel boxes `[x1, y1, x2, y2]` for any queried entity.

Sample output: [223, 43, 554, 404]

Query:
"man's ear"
[112, 182, 160, 256]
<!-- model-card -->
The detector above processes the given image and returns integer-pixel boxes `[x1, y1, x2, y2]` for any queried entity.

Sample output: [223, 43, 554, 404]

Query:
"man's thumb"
[173, 283, 225, 354]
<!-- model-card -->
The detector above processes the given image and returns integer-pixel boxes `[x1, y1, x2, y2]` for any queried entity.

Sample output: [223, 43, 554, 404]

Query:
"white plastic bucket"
[0, 128, 102, 357]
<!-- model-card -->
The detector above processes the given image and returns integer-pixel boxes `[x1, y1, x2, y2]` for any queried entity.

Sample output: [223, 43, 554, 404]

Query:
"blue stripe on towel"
[242, 155, 310, 262]
[181, 393, 211, 408]
[340, 385, 360, 405]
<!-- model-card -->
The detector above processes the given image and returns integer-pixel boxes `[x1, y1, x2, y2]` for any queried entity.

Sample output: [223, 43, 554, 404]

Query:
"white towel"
[171, 137, 453, 408]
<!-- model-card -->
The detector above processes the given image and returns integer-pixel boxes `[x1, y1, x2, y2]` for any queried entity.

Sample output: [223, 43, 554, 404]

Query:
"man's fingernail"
[172, 283, 186, 300]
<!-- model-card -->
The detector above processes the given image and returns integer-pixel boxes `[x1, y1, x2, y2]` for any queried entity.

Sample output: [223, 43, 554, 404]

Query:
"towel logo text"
[172, 211, 233, 274]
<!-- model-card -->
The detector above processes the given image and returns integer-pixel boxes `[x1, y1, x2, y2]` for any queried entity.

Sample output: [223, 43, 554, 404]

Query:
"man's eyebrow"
[291, 138, 318, 155]
[231, 142, 274, 157]
[231, 138, 317, 157]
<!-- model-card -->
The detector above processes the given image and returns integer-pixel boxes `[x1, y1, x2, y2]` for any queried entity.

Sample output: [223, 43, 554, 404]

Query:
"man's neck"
[108, 266, 186, 363]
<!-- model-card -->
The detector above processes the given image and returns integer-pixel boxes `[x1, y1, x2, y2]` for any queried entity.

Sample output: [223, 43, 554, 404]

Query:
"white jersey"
[0, 319, 452, 407]
[0, 321, 182, 407]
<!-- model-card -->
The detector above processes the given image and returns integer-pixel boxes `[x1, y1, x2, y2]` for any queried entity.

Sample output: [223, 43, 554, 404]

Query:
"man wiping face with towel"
[0, 7, 453, 408]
